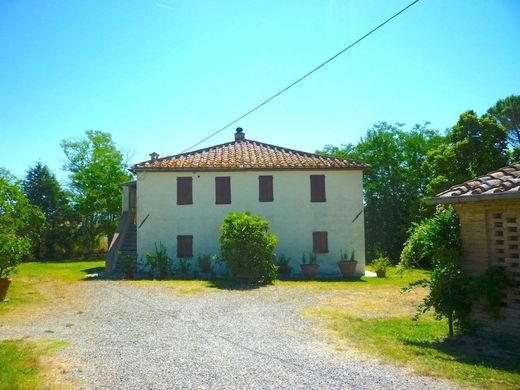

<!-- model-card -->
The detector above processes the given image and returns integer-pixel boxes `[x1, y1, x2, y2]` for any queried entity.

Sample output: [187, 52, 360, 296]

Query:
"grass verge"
[302, 268, 520, 389]
[0, 338, 67, 390]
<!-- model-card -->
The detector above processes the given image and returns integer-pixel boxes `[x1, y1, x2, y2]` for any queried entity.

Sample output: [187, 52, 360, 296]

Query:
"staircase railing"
[106, 211, 131, 275]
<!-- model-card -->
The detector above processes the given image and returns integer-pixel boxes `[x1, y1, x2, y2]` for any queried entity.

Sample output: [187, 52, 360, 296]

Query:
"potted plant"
[176, 258, 192, 279]
[0, 234, 31, 301]
[146, 242, 171, 279]
[120, 254, 136, 280]
[300, 252, 319, 279]
[275, 254, 292, 279]
[337, 249, 358, 278]
[196, 254, 213, 280]
[372, 254, 391, 278]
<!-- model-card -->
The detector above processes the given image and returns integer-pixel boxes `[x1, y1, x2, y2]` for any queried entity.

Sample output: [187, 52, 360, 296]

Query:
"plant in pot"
[120, 254, 136, 280]
[275, 254, 292, 280]
[300, 252, 319, 279]
[372, 254, 392, 278]
[196, 254, 213, 280]
[337, 249, 358, 279]
[176, 258, 192, 279]
[146, 242, 171, 279]
[0, 234, 31, 301]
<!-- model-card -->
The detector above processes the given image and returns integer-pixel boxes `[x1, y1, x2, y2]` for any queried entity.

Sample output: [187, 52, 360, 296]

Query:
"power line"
[180, 0, 421, 153]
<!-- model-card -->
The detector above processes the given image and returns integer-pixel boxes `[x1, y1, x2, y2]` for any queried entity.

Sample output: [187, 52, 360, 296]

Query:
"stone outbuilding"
[428, 163, 520, 335]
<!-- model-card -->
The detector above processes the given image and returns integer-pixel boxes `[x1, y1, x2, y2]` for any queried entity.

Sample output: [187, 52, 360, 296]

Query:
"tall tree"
[487, 95, 520, 160]
[0, 168, 45, 266]
[23, 162, 74, 259]
[424, 110, 509, 195]
[321, 122, 443, 261]
[61, 131, 132, 251]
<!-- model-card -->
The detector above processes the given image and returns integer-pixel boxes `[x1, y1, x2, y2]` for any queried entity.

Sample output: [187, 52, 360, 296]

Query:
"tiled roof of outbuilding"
[132, 138, 368, 172]
[430, 163, 520, 203]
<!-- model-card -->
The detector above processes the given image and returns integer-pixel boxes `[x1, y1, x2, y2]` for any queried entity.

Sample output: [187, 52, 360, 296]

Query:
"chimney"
[149, 152, 159, 161]
[235, 127, 245, 141]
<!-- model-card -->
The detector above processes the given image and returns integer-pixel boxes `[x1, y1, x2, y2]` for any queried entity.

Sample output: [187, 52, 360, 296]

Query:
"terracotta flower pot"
[0, 278, 11, 301]
[338, 260, 358, 278]
[300, 264, 319, 279]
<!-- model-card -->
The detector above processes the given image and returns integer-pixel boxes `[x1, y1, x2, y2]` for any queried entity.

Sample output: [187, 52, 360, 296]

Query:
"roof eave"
[132, 166, 368, 173]
[426, 191, 520, 205]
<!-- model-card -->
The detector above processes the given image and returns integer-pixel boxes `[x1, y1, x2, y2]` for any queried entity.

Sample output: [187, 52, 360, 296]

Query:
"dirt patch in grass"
[0, 338, 71, 390]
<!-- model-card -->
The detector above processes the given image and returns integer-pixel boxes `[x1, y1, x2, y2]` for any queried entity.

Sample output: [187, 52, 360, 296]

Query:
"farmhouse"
[107, 128, 368, 277]
[428, 163, 520, 335]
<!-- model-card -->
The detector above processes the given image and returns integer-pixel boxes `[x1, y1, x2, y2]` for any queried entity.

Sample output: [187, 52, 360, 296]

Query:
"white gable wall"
[136, 169, 365, 276]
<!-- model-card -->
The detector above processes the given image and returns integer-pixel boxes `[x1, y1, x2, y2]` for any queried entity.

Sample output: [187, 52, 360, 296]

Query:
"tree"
[424, 110, 509, 195]
[0, 169, 44, 276]
[401, 206, 472, 337]
[487, 95, 520, 160]
[320, 122, 443, 261]
[23, 162, 74, 259]
[219, 211, 278, 284]
[61, 131, 132, 251]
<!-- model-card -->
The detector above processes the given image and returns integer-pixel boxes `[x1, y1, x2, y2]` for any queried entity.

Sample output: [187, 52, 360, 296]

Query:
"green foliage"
[477, 266, 513, 319]
[23, 162, 75, 259]
[0, 170, 43, 278]
[424, 110, 509, 195]
[197, 254, 213, 274]
[301, 252, 317, 264]
[145, 242, 171, 279]
[219, 211, 278, 284]
[275, 254, 292, 278]
[120, 254, 136, 279]
[400, 205, 461, 269]
[487, 94, 520, 151]
[372, 254, 391, 273]
[320, 122, 443, 261]
[61, 130, 132, 251]
[404, 263, 472, 337]
[176, 258, 191, 276]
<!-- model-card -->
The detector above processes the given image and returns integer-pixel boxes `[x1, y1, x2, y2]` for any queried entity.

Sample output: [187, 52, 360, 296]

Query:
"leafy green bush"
[197, 254, 213, 274]
[146, 242, 171, 279]
[175, 258, 191, 276]
[120, 254, 136, 279]
[400, 205, 461, 269]
[219, 211, 278, 284]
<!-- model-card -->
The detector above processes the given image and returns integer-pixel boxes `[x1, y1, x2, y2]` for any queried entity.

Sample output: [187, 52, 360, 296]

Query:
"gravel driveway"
[2, 281, 465, 389]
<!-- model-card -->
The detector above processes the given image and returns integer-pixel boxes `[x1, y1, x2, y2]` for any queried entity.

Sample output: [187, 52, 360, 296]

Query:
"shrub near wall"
[219, 211, 278, 284]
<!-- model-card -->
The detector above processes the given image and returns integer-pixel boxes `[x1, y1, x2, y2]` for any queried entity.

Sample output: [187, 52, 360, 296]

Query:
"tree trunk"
[448, 312, 454, 337]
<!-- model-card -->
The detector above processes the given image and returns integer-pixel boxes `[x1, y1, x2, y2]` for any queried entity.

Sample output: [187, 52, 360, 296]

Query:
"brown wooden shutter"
[215, 177, 231, 204]
[177, 235, 193, 258]
[259, 175, 274, 202]
[177, 177, 193, 205]
[312, 231, 328, 253]
[310, 175, 326, 202]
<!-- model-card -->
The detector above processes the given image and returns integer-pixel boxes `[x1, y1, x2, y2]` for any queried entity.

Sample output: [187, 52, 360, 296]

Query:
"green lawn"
[0, 339, 67, 390]
[300, 268, 520, 390]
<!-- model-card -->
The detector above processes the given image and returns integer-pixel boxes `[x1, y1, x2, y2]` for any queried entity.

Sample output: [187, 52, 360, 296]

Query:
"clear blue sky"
[1, 0, 519, 183]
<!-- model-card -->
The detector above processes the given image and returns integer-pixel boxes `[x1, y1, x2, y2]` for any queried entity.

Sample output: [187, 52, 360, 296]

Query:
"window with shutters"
[310, 175, 326, 202]
[313, 231, 328, 253]
[259, 175, 274, 202]
[177, 177, 193, 205]
[215, 177, 231, 204]
[177, 235, 193, 258]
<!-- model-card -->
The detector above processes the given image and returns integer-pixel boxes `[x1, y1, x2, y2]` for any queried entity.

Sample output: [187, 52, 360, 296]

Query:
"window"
[259, 175, 273, 202]
[177, 235, 193, 258]
[313, 231, 328, 253]
[215, 176, 231, 204]
[310, 175, 326, 202]
[177, 177, 193, 205]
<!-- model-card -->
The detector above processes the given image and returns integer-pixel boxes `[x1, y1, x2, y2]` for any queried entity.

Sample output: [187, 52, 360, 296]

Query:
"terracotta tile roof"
[132, 139, 368, 171]
[433, 163, 520, 201]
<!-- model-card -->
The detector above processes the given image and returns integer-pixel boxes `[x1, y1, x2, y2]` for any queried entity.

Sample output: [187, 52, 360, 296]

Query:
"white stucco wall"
[135, 170, 365, 277]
